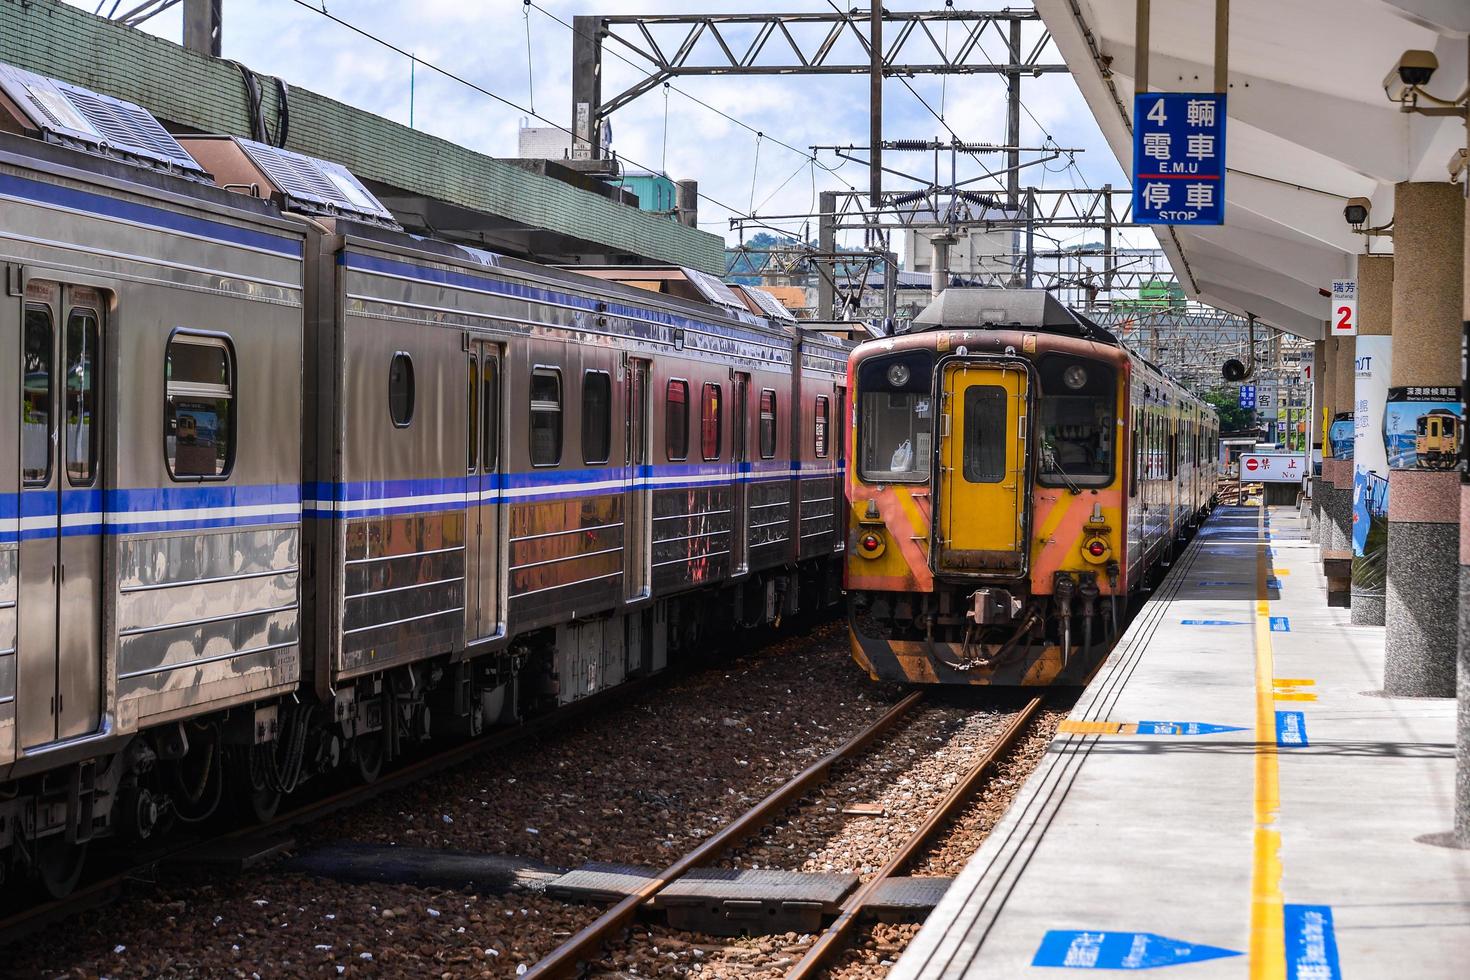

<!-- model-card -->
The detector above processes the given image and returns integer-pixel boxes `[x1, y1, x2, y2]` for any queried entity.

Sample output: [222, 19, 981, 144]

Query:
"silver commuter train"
[0, 66, 850, 893]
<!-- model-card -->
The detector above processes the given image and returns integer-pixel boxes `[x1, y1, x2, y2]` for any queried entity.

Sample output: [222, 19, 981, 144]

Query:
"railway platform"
[891, 504, 1470, 978]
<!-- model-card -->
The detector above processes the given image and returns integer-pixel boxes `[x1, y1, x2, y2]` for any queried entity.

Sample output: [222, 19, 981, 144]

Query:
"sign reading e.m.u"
[1132, 92, 1226, 226]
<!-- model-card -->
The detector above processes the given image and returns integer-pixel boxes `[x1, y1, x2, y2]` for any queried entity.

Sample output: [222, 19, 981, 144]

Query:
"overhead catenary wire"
[281, 0, 813, 241]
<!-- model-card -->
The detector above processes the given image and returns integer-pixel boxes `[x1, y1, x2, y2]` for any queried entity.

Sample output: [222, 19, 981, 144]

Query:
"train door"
[466, 341, 502, 642]
[17, 281, 104, 748]
[624, 357, 651, 600]
[833, 385, 846, 553]
[730, 373, 750, 575]
[933, 360, 1031, 576]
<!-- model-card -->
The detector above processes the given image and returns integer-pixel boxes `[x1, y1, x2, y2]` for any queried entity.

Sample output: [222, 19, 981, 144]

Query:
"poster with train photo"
[1383, 386, 1463, 471]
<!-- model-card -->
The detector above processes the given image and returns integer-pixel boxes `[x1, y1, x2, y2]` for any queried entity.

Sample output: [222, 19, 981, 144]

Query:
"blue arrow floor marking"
[1181, 619, 1251, 626]
[1138, 721, 1247, 736]
[1284, 905, 1341, 979]
[1032, 930, 1241, 970]
[1270, 616, 1291, 632]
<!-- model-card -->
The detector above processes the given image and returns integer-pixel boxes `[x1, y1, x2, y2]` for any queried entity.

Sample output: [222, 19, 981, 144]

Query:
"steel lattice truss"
[593, 9, 1066, 117]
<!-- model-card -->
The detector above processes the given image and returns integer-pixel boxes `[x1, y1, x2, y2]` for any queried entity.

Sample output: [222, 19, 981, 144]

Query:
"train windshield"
[1036, 355, 1115, 488]
[857, 350, 934, 483]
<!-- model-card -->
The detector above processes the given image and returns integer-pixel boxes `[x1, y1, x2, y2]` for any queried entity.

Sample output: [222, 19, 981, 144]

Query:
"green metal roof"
[0, 0, 725, 273]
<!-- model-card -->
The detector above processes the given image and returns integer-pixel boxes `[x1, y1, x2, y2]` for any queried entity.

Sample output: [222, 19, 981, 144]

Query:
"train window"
[814, 396, 830, 458]
[22, 305, 53, 487]
[65, 308, 101, 487]
[759, 389, 777, 460]
[1035, 356, 1115, 488]
[530, 367, 562, 466]
[666, 379, 689, 461]
[388, 352, 414, 427]
[961, 386, 1006, 484]
[701, 383, 722, 461]
[165, 334, 234, 479]
[1130, 412, 1140, 498]
[482, 358, 499, 470]
[855, 351, 933, 483]
[582, 371, 612, 464]
[467, 355, 479, 472]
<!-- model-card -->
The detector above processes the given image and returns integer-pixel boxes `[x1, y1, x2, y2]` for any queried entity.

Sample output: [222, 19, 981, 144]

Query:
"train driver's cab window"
[666, 379, 689, 460]
[165, 334, 234, 479]
[582, 371, 612, 464]
[530, 367, 563, 466]
[759, 389, 777, 459]
[1036, 355, 1114, 488]
[856, 351, 933, 483]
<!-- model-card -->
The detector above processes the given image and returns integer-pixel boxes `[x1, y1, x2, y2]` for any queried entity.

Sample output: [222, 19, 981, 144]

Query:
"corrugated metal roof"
[0, 0, 725, 273]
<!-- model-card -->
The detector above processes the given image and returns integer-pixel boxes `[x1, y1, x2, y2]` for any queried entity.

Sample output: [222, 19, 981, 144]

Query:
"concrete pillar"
[1457, 185, 1470, 845]
[1321, 337, 1354, 605]
[1384, 182, 1464, 698]
[1310, 338, 1326, 543]
[1351, 256, 1393, 625]
[675, 180, 698, 228]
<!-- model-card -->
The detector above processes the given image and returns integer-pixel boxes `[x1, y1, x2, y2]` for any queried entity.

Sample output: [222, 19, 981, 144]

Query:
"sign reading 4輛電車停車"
[1132, 92, 1226, 226]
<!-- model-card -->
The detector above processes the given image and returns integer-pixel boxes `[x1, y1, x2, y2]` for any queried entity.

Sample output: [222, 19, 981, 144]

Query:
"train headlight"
[1082, 534, 1110, 564]
[1063, 364, 1089, 390]
[886, 363, 910, 387]
[858, 530, 887, 558]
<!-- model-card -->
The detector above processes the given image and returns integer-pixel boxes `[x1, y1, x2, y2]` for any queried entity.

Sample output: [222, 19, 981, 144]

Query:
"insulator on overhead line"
[891, 190, 928, 206]
[884, 139, 936, 151]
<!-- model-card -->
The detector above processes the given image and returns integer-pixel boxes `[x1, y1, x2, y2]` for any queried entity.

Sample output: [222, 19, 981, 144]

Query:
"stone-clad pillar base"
[1320, 460, 1353, 606]
[1309, 476, 1323, 543]
[1457, 483, 1470, 845]
[1384, 470, 1459, 697]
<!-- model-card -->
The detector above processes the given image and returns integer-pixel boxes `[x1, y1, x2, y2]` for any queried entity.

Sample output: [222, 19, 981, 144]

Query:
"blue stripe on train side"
[0, 172, 303, 258]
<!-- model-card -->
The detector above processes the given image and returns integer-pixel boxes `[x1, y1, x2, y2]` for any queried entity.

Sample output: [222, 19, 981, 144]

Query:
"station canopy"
[1036, 0, 1468, 339]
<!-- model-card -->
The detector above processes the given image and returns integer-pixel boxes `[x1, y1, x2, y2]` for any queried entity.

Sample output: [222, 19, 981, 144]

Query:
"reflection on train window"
[583, 371, 612, 464]
[961, 386, 1006, 483]
[165, 334, 234, 480]
[701, 383, 722, 461]
[814, 396, 829, 458]
[65, 308, 100, 487]
[482, 358, 499, 470]
[22, 305, 52, 487]
[388, 352, 414, 427]
[530, 367, 562, 466]
[1130, 412, 1141, 498]
[858, 393, 931, 483]
[759, 389, 777, 460]
[666, 379, 689, 461]
[1036, 356, 1114, 488]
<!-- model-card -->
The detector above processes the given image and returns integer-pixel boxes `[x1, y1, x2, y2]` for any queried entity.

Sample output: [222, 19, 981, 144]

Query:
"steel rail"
[524, 689, 928, 979]
[785, 694, 1047, 979]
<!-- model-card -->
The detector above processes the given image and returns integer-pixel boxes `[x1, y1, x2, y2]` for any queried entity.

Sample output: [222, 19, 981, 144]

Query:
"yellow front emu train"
[844, 290, 1219, 686]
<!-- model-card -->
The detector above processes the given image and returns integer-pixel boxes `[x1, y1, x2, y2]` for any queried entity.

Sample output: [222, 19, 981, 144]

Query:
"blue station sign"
[1132, 92, 1227, 225]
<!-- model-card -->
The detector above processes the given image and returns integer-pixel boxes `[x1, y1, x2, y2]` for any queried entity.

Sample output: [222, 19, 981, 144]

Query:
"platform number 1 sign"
[1331, 279, 1357, 336]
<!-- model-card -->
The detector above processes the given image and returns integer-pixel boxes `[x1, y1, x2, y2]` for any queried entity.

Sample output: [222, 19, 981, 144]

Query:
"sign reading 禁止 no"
[1132, 93, 1226, 225]
[1331, 279, 1357, 336]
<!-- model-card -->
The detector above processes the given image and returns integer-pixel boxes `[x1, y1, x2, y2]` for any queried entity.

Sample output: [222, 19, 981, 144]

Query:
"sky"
[70, 1, 1152, 261]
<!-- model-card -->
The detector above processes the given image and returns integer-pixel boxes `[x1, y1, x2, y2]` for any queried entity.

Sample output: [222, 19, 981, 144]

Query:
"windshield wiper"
[1042, 446, 1083, 495]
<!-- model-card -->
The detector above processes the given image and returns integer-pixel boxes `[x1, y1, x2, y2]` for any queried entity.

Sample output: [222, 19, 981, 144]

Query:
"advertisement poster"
[1350, 340, 1390, 597]
[1327, 412, 1355, 460]
[1383, 386, 1463, 471]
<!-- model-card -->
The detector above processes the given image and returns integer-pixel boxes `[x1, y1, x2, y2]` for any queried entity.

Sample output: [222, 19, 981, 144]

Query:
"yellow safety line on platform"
[1249, 505, 1287, 979]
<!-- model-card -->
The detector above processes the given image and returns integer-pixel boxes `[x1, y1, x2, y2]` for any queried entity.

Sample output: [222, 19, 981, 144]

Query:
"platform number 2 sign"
[1331, 279, 1357, 336]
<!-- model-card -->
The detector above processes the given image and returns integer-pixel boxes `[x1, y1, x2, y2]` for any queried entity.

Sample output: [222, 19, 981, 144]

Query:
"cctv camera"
[1343, 196, 1371, 230]
[1384, 50, 1437, 101]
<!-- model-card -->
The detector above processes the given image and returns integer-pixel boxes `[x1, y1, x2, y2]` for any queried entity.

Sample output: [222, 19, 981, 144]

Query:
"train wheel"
[352, 731, 385, 785]
[34, 836, 87, 900]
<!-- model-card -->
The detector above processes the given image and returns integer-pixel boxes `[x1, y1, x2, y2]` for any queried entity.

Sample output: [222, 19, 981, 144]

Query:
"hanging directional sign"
[1132, 92, 1227, 225]
[1032, 930, 1241, 969]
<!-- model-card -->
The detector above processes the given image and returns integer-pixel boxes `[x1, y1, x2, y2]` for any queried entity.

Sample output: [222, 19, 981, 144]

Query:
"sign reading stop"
[1238, 453, 1306, 484]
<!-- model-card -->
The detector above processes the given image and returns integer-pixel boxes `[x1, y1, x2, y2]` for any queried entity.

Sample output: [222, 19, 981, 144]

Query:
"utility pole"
[1005, 17, 1022, 210]
[571, 15, 602, 160]
[818, 191, 837, 319]
[869, 1, 883, 208]
[183, 0, 222, 57]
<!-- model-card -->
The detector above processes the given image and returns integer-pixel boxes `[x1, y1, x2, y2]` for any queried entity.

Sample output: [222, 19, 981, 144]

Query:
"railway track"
[527, 691, 1047, 978]
[0, 669, 670, 949]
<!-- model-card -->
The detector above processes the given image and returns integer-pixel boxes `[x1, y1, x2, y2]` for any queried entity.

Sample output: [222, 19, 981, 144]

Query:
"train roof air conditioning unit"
[177, 134, 401, 229]
[0, 61, 210, 180]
